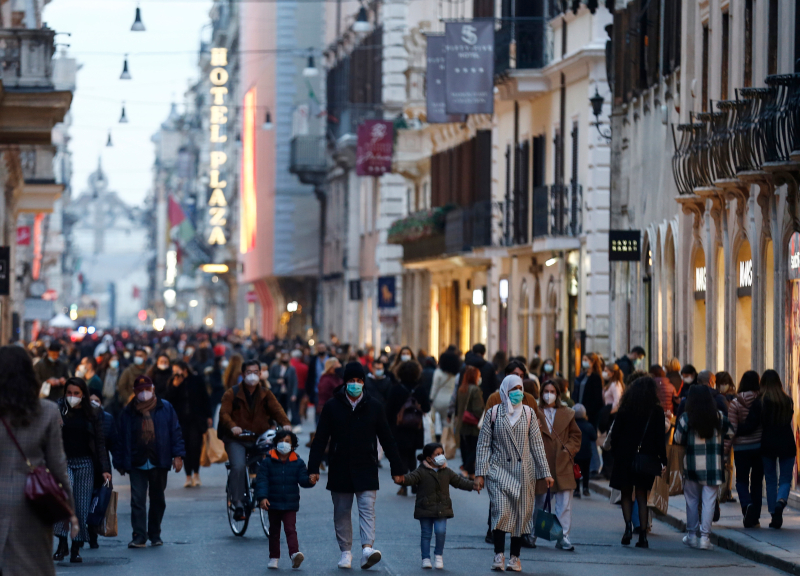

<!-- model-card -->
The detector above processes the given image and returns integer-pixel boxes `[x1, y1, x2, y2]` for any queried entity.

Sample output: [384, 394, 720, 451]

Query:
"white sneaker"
[682, 533, 698, 548]
[338, 551, 352, 569]
[491, 553, 505, 571]
[361, 547, 381, 569]
[506, 556, 522, 572]
[422, 558, 432, 569]
[556, 535, 574, 551]
[291, 552, 305, 568]
[434, 555, 444, 569]
[268, 558, 279, 569]
[698, 536, 713, 550]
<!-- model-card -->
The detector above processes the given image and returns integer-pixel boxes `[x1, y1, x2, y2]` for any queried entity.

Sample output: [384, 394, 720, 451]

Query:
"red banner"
[356, 120, 393, 176]
[16, 226, 30, 245]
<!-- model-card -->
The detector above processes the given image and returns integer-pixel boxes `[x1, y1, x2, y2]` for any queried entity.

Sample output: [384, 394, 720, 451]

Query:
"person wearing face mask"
[393, 442, 478, 569]
[113, 376, 185, 548]
[53, 378, 112, 563]
[388, 346, 416, 378]
[614, 346, 646, 379]
[268, 351, 299, 427]
[147, 354, 173, 399]
[308, 362, 406, 570]
[602, 363, 625, 413]
[540, 357, 557, 381]
[254, 430, 317, 570]
[164, 361, 212, 488]
[102, 355, 121, 410]
[34, 341, 69, 401]
[454, 366, 485, 481]
[76, 357, 103, 400]
[533, 381, 582, 551]
[650, 365, 678, 415]
[475, 375, 552, 572]
[117, 349, 149, 406]
[679, 364, 698, 399]
[219, 360, 290, 521]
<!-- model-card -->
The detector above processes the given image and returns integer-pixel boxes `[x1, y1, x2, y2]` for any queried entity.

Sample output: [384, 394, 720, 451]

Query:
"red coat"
[290, 358, 308, 392]
[316, 373, 342, 411]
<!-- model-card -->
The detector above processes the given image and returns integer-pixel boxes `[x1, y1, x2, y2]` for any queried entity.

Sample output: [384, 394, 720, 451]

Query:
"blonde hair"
[666, 357, 681, 373]
[323, 357, 339, 375]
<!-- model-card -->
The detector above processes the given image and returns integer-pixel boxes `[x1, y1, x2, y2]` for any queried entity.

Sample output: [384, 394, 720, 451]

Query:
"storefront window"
[786, 232, 800, 490]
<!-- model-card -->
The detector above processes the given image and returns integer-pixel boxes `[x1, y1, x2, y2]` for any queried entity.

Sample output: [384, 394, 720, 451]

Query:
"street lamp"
[120, 54, 132, 80]
[106, 131, 113, 147]
[119, 102, 128, 123]
[262, 110, 273, 131]
[590, 87, 611, 141]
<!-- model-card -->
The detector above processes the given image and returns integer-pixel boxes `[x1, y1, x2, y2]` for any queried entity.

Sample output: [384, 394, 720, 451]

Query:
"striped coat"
[476, 404, 551, 536]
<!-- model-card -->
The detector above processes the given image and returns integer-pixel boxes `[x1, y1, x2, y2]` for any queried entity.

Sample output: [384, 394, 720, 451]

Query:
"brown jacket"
[219, 384, 290, 439]
[535, 405, 582, 494]
[484, 390, 538, 411]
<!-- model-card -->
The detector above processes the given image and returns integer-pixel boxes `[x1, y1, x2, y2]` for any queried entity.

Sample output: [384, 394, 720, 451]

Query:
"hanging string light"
[106, 131, 113, 147]
[119, 102, 128, 123]
[262, 110, 273, 130]
[302, 49, 318, 78]
[120, 54, 132, 80]
[131, 5, 146, 31]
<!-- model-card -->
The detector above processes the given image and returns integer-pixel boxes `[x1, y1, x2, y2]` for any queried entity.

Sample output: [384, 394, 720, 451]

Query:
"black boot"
[621, 522, 633, 545]
[88, 525, 99, 549]
[53, 536, 68, 561]
[70, 541, 83, 563]
[635, 531, 649, 549]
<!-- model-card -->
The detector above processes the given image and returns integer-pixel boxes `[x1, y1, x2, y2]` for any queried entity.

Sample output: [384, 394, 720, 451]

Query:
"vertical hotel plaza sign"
[207, 47, 229, 246]
[444, 20, 495, 115]
[356, 120, 393, 176]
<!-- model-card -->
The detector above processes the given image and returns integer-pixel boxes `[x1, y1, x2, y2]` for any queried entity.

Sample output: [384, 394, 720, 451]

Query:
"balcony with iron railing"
[289, 135, 327, 185]
[494, 18, 549, 75]
[445, 200, 493, 254]
[672, 73, 800, 196]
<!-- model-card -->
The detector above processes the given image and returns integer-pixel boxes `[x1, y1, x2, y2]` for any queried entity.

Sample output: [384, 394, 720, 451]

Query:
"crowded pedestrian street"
[49, 437, 789, 576]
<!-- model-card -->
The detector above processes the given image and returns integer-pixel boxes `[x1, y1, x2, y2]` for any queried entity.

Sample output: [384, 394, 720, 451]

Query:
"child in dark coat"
[393, 443, 477, 569]
[573, 403, 597, 497]
[254, 430, 316, 569]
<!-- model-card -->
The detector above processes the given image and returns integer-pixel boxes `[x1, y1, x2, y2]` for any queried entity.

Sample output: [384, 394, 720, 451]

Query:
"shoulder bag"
[632, 410, 663, 477]
[0, 415, 73, 524]
[460, 386, 481, 426]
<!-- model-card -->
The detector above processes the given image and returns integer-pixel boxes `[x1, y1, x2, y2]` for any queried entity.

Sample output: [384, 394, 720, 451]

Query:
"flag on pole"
[168, 195, 195, 245]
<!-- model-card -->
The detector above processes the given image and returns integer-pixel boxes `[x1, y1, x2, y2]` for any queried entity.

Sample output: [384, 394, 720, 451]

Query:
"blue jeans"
[762, 456, 794, 513]
[734, 448, 762, 515]
[419, 518, 447, 559]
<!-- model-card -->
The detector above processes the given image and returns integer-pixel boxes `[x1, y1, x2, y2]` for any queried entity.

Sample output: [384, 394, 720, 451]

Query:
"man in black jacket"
[465, 344, 498, 402]
[305, 342, 330, 406]
[675, 370, 728, 419]
[308, 362, 405, 570]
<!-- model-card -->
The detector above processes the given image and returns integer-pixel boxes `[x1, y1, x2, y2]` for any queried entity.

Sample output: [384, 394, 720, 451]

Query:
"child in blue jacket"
[255, 430, 316, 569]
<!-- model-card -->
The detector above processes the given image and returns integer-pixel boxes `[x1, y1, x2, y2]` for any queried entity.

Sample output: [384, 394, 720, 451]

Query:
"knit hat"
[133, 375, 154, 392]
[342, 361, 366, 383]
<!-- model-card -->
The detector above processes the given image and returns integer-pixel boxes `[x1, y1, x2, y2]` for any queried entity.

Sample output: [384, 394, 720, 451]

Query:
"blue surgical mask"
[374, 369, 384, 378]
[508, 390, 524, 405]
[543, 364, 554, 373]
[276, 441, 292, 455]
[346, 382, 363, 397]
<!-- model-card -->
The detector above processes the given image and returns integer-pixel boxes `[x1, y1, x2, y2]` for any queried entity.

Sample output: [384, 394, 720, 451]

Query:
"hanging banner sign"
[377, 276, 396, 308]
[444, 20, 495, 115]
[208, 47, 229, 246]
[426, 35, 466, 124]
[789, 232, 800, 281]
[608, 230, 641, 261]
[356, 120, 394, 176]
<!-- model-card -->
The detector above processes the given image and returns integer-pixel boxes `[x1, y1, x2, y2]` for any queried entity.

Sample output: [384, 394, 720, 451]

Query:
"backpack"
[396, 390, 424, 430]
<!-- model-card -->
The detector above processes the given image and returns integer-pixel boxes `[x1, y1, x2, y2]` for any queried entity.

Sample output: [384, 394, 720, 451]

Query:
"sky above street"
[43, 0, 213, 206]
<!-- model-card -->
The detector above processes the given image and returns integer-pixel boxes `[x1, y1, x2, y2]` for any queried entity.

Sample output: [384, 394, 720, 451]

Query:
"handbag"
[98, 489, 118, 537]
[87, 479, 113, 526]
[632, 411, 663, 477]
[0, 416, 73, 525]
[534, 490, 564, 541]
[460, 385, 481, 426]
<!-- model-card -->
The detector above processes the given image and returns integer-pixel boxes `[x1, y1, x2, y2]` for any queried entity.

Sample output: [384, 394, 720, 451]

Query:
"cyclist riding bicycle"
[219, 359, 291, 520]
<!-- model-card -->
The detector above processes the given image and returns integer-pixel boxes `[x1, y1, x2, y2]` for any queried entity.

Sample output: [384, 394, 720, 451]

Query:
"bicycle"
[225, 430, 272, 537]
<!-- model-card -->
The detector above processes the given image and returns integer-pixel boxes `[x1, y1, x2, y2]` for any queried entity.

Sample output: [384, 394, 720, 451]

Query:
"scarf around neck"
[134, 395, 158, 444]
[499, 375, 524, 426]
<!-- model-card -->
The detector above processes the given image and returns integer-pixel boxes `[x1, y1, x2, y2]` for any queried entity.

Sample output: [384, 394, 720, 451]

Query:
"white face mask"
[602, 371, 610, 380]
[683, 376, 693, 384]
[91, 400, 101, 409]
[137, 390, 154, 402]
[543, 392, 556, 406]
[75, 366, 87, 378]
[400, 354, 411, 362]
[66, 396, 82, 408]
[244, 373, 260, 386]
[276, 441, 292, 455]
[433, 454, 447, 467]
[261, 370, 269, 379]
[581, 360, 590, 369]
[220, 360, 229, 369]
[157, 362, 170, 371]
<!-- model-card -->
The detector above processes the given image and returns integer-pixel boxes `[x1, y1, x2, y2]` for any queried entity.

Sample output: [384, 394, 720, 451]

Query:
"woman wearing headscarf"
[475, 375, 552, 573]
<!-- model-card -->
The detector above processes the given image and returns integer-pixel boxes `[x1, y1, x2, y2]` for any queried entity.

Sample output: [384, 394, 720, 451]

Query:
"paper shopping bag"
[647, 475, 670, 516]
[203, 428, 228, 464]
[98, 490, 118, 537]
[667, 444, 685, 496]
[441, 426, 457, 460]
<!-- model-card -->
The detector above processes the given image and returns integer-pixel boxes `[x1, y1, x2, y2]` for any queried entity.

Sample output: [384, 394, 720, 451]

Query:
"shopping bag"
[647, 474, 670, 516]
[87, 481, 113, 526]
[667, 444, 685, 496]
[423, 412, 434, 445]
[441, 426, 457, 460]
[97, 490, 118, 537]
[203, 428, 228, 464]
[200, 433, 210, 468]
[533, 491, 564, 542]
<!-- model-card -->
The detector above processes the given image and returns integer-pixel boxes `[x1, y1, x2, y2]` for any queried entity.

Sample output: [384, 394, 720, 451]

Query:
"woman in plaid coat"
[475, 375, 552, 573]
[674, 385, 734, 551]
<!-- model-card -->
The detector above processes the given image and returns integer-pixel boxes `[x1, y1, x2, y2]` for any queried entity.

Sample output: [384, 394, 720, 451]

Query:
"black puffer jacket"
[738, 397, 796, 459]
[308, 387, 406, 492]
[400, 464, 473, 519]
[254, 450, 314, 511]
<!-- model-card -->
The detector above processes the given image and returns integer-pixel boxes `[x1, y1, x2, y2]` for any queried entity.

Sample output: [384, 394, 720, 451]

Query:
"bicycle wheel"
[226, 471, 250, 537]
[260, 506, 270, 538]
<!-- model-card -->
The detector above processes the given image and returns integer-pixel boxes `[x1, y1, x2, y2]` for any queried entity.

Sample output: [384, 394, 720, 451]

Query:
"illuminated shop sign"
[208, 47, 228, 246]
[738, 259, 753, 297]
[790, 232, 800, 281]
[695, 266, 706, 300]
[608, 230, 641, 261]
[240, 87, 257, 254]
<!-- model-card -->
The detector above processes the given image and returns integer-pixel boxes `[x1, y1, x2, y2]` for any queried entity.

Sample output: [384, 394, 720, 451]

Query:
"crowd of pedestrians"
[0, 329, 798, 574]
